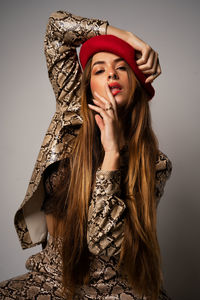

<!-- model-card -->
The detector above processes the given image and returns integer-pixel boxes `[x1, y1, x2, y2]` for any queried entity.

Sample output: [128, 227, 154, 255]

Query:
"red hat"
[79, 35, 155, 100]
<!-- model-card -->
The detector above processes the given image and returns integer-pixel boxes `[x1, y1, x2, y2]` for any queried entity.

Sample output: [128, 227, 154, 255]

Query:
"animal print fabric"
[2, 10, 173, 300]
[14, 11, 109, 249]
[0, 237, 171, 300]
[0, 150, 172, 299]
[87, 169, 126, 257]
[40, 149, 172, 260]
[0, 236, 63, 299]
[87, 151, 172, 258]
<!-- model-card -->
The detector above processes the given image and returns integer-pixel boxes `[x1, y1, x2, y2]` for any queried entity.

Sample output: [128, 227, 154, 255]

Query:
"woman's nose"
[108, 70, 119, 80]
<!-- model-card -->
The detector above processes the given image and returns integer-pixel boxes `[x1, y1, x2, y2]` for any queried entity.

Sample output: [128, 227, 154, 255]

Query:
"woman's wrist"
[107, 25, 141, 51]
[106, 25, 130, 41]
[101, 151, 120, 171]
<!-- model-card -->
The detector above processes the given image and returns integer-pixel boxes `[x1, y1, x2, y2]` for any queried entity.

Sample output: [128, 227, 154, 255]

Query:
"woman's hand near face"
[107, 25, 161, 83]
[88, 84, 121, 171]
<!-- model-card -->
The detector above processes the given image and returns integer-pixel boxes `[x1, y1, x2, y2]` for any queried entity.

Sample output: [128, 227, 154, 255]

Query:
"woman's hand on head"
[107, 25, 161, 83]
[126, 31, 161, 83]
[88, 84, 120, 154]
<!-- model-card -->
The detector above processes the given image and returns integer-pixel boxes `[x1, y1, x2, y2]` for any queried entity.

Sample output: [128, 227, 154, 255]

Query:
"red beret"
[79, 35, 155, 100]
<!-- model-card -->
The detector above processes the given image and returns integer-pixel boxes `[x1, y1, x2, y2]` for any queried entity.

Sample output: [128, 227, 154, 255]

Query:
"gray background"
[1, 0, 200, 299]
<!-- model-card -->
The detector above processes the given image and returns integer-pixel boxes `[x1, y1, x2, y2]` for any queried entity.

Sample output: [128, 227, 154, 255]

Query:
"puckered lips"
[108, 82, 122, 96]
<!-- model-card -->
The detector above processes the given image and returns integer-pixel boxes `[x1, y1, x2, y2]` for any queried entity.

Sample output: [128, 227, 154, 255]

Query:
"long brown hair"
[53, 57, 161, 299]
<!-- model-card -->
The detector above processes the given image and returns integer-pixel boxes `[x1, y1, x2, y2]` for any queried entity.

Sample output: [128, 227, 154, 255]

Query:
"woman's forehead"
[91, 52, 124, 67]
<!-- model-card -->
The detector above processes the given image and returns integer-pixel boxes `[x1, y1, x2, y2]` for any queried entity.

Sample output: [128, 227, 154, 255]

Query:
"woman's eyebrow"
[92, 61, 105, 68]
[92, 58, 125, 69]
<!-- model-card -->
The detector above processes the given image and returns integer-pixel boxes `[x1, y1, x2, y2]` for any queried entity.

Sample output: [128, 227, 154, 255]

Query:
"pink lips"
[108, 82, 122, 96]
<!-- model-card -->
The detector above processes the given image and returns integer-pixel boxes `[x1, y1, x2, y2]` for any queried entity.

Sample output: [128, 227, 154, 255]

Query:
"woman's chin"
[114, 95, 127, 108]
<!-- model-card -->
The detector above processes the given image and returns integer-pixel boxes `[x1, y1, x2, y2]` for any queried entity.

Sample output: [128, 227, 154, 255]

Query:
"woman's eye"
[95, 69, 104, 75]
[117, 66, 127, 71]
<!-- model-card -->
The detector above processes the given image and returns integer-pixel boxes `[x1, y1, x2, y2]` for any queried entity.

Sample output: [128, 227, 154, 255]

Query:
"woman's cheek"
[90, 78, 104, 97]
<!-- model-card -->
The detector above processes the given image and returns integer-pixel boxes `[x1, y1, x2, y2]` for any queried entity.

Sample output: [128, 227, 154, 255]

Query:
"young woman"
[0, 11, 172, 300]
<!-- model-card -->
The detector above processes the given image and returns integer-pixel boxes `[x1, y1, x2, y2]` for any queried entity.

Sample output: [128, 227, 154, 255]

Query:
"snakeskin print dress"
[0, 11, 172, 300]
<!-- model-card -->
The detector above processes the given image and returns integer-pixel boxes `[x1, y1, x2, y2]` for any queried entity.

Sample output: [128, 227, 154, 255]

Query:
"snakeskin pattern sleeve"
[155, 151, 172, 205]
[44, 11, 108, 110]
[87, 151, 172, 257]
[87, 169, 126, 257]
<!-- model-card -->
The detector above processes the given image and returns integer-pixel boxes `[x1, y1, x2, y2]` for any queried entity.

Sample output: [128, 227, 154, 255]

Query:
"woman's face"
[90, 52, 137, 108]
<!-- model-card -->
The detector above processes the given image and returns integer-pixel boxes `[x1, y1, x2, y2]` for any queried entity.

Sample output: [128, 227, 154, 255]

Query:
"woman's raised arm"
[44, 11, 108, 109]
[44, 11, 160, 106]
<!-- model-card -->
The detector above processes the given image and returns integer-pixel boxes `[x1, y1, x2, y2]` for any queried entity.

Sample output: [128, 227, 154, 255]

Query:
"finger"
[145, 63, 162, 83]
[148, 53, 159, 75]
[142, 52, 158, 75]
[94, 114, 104, 131]
[142, 53, 159, 76]
[105, 83, 117, 111]
[88, 104, 111, 120]
[94, 91, 115, 117]
[138, 50, 156, 72]
[94, 91, 110, 106]
[136, 45, 152, 66]
[92, 98, 106, 110]
[104, 84, 119, 120]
